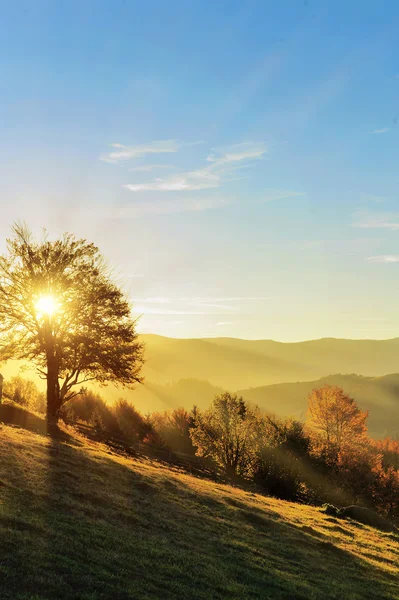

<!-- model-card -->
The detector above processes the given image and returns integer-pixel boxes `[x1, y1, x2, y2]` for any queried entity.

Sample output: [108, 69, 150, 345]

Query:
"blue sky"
[1, 0, 399, 340]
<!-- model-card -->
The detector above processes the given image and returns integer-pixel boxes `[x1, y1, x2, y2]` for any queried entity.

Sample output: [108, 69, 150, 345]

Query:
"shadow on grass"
[0, 427, 398, 600]
[0, 402, 77, 444]
[0, 402, 48, 435]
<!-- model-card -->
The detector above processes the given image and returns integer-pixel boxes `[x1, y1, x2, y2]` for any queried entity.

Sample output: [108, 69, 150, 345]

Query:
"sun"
[35, 294, 58, 317]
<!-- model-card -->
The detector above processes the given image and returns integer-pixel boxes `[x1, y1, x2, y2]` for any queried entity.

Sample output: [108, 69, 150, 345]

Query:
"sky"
[1, 0, 399, 341]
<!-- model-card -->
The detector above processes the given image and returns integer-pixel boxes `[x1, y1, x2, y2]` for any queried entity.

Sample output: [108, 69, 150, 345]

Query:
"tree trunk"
[43, 316, 60, 427]
[46, 356, 60, 426]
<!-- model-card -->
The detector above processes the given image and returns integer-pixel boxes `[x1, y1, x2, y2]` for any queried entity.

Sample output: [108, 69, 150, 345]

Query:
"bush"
[151, 407, 195, 454]
[253, 417, 312, 501]
[113, 398, 150, 443]
[61, 390, 120, 436]
[3, 376, 46, 414]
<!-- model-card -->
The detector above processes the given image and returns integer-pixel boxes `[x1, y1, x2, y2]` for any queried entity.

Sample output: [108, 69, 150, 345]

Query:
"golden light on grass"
[35, 294, 58, 318]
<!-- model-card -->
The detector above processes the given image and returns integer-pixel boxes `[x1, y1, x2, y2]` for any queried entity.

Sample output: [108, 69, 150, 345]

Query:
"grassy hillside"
[239, 373, 399, 438]
[0, 423, 398, 600]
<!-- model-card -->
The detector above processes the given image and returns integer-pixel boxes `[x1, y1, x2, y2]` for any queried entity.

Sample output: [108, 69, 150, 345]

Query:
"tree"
[3, 375, 46, 413]
[151, 407, 195, 454]
[307, 385, 368, 456]
[190, 392, 263, 477]
[254, 417, 312, 501]
[0, 224, 144, 423]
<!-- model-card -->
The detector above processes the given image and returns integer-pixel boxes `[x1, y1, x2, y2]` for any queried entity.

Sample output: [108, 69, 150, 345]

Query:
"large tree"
[0, 224, 144, 422]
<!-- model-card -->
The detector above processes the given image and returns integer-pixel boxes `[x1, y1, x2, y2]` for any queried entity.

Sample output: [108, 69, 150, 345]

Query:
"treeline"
[3, 377, 399, 523]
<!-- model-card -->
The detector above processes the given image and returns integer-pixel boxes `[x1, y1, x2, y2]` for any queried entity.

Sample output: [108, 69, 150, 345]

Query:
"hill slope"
[139, 335, 399, 389]
[239, 373, 399, 438]
[4, 335, 399, 416]
[0, 424, 398, 600]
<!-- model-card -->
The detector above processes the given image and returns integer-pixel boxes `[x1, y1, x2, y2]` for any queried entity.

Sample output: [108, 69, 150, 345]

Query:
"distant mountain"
[3, 335, 399, 434]
[104, 378, 223, 414]
[239, 373, 399, 438]
[140, 335, 399, 389]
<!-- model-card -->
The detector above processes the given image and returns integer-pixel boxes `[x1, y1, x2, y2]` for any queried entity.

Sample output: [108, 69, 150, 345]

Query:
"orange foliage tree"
[307, 385, 368, 457]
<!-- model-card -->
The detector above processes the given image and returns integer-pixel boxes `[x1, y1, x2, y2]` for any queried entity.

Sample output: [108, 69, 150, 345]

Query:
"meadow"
[0, 422, 398, 600]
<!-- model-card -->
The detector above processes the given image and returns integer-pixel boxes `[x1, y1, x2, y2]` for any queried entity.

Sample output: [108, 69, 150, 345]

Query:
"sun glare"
[35, 294, 58, 317]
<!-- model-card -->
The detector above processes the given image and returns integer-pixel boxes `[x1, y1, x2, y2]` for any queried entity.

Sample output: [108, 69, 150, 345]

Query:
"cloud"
[124, 169, 221, 192]
[358, 317, 389, 321]
[138, 297, 171, 303]
[207, 141, 267, 166]
[95, 196, 230, 217]
[128, 164, 175, 172]
[124, 141, 268, 192]
[137, 296, 269, 303]
[216, 321, 235, 326]
[366, 255, 399, 263]
[191, 302, 236, 311]
[353, 212, 399, 230]
[371, 128, 390, 134]
[99, 140, 199, 163]
[134, 307, 209, 315]
[180, 296, 269, 302]
[131, 296, 269, 317]
[263, 189, 305, 202]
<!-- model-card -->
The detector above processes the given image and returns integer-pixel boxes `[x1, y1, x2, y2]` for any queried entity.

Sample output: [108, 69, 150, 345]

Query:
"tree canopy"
[0, 224, 144, 421]
[190, 392, 263, 476]
[307, 384, 368, 454]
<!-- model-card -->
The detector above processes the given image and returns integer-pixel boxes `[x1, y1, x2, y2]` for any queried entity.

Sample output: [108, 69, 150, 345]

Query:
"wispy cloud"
[128, 164, 175, 172]
[366, 255, 399, 263]
[131, 296, 269, 317]
[134, 307, 210, 315]
[206, 141, 267, 166]
[95, 196, 230, 217]
[353, 211, 399, 230]
[216, 321, 235, 326]
[358, 317, 389, 321]
[124, 141, 267, 192]
[263, 189, 305, 202]
[138, 297, 171, 303]
[371, 128, 390, 134]
[136, 296, 269, 303]
[180, 296, 270, 302]
[124, 169, 220, 192]
[100, 140, 199, 163]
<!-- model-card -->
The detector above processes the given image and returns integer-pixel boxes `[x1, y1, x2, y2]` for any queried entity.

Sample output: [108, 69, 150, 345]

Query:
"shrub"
[113, 398, 149, 443]
[3, 376, 46, 414]
[253, 417, 312, 501]
[151, 407, 195, 454]
[61, 390, 120, 436]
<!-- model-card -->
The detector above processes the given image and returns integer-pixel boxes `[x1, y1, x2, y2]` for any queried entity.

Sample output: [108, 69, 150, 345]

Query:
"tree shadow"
[0, 402, 48, 435]
[0, 426, 398, 600]
[0, 402, 78, 444]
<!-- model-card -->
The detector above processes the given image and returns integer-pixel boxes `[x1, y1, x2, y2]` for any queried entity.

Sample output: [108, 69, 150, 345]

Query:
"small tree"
[3, 375, 45, 412]
[151, 407, 195, 454]
[190, 392, 263, 477]
[307, 385, 368, 456]
[113, 398, 148, 443]
[0, 224, 144, 423]
[254, 417, 312, 501]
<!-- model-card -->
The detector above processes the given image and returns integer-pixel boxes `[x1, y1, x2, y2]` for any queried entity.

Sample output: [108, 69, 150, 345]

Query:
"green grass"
[0, 423, 398, 600]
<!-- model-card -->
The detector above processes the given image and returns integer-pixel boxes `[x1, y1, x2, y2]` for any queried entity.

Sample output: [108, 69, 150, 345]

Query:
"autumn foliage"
[307, 385, 368, 455]
[3, 376, 399, 524]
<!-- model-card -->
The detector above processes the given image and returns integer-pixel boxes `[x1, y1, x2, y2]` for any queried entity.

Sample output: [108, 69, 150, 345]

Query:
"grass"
[0, 423, 398, 600]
